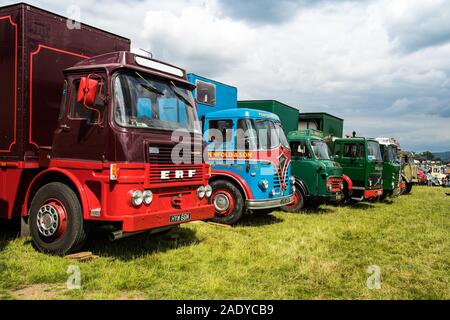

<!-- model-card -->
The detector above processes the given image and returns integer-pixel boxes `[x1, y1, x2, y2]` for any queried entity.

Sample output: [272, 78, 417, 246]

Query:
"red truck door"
[52, 74, 109, 161]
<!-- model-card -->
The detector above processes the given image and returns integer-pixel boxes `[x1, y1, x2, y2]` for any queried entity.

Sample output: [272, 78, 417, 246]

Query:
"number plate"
[170, 213, 190, 223]
[280, 196, 293, 205]
[335, 193, 342, 200]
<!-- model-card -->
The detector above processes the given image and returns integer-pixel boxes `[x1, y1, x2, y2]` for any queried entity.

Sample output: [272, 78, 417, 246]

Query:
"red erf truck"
[0, 3, 214, 255]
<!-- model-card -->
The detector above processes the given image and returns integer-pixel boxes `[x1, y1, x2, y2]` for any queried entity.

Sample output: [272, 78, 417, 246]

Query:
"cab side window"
[208, 119, 233, 144]
[196, 80, 216, 106]
[291, 141, 310, 158]
[343, 143, 364, 158]
[70, 79, 106, 124]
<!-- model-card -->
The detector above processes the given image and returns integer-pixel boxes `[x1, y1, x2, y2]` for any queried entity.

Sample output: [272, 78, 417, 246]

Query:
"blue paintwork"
[188, 74, 293, 205]
[187, 73, 238, 119]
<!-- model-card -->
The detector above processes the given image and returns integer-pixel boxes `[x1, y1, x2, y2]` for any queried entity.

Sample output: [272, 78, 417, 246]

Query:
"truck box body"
[237, 100, 299, 135]
[187, 73, 237, 120]
[0, 3, 130, 161]
[298, 112, 343, 138]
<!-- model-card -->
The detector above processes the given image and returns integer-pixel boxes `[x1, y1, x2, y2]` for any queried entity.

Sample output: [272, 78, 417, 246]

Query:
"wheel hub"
[36, 201, 67, 237]
[214, 193, 230, 212]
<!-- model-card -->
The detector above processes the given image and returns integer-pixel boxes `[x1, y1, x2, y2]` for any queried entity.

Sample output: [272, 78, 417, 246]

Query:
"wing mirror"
[77, 77, 99, 108]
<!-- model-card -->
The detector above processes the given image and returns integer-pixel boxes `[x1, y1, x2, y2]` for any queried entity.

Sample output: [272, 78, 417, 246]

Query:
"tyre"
[404, 182, 413, 194]
[29, 182, 89, 255]
[210, 180, 245, 225]
[281, 186, 305, 213]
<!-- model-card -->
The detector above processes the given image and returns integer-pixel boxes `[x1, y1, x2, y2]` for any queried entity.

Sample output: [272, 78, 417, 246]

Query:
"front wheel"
[281, 187, 305, 213]
[29, 182, 89, 255]
[210, 180, 245, 225]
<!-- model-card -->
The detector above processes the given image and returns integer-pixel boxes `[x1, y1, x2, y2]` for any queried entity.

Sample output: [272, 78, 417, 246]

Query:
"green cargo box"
[298, 112, 343, 138]
[237, 100, 299, 135]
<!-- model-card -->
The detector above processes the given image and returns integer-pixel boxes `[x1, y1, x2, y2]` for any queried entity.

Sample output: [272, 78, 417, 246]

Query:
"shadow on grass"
[303, 206, 335, 215]
[86, 226, 200, 261]
[237, 213, 284, 227]
[347, 202, 375, 210]
[0, 219, 20, 251]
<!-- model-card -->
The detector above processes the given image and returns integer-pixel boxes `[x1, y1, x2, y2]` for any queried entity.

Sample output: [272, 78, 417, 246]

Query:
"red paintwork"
[327, 177, 343, 193]
[0, 15, 17, 153]
[284, 189, 299, 209]
[342, 174, 353, 191]
[46, 198, 68, 238]
[211, 170, 254, 199]
[211, 189, 235, 216]
[364, 188, 383, 199]
[0, 4, 215, 232]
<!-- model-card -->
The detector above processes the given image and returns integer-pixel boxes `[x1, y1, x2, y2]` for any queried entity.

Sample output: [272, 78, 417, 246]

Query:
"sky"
[3, 0, 450, 152]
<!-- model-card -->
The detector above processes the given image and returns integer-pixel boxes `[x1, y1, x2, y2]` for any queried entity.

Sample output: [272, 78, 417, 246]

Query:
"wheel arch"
[209, 171, 252, 200]
[22, 168, 89, 218]
[342, 174, 353, 191]
[294, 177, 309, 197]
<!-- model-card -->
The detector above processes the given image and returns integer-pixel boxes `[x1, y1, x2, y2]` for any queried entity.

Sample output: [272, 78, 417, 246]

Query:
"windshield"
[367, 141, 382, 161]
[235, 119, 290, 150]
[311, 140, 331, 160]
[113, 72, 200, 132]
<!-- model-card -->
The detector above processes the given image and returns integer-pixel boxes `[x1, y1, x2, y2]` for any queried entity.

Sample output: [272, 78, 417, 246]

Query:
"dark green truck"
[281, 129, 346, 211]
[332, 137, 384, 201]
[375, 138, 401, 198]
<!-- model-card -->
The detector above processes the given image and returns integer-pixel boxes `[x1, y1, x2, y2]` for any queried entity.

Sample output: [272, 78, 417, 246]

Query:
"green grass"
[0, 186, 449, 299]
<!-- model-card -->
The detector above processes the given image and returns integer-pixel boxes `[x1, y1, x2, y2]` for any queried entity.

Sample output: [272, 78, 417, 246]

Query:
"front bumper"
[121, 204, 215, 232]
[364, 188, 383, 199]
[321, 192, 343, 202]
[246, 195, 294, 210]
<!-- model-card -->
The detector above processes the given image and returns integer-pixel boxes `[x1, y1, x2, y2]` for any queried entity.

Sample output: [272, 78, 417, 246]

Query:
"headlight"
[205, 185, 212, 197]
[258, 179, 269, 191]
[340, 183, 344, 190]
[197, 186, 205, 198]
[292, 185, 296, 193]
[143, 190, 153, 205]
[327, 184, 333, 191]
[131, 190, 144, 206]
[290, 176, 296, 184]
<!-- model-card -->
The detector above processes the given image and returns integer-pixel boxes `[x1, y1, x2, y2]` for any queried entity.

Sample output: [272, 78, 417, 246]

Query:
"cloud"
[381, 0, 450, 53]
[3, 0, 449, 152]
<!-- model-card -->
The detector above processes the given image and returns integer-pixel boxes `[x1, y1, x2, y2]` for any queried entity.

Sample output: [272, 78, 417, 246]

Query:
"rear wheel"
[281, 186, 305, 213]
[210, 180, 245, 225]
[29, 182, 88, 255]
[404, 182, 413, 194]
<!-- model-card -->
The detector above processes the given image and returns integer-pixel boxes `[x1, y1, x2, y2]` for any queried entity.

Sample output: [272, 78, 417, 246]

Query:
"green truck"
[237, 101, 348, 211]
[280, 129, 346, 211]
[332, 137, 384, 201]
[375, 138, 401, 198]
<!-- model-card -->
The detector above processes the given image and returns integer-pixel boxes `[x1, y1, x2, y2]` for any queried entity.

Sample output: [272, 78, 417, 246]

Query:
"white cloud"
[3, 0, 449, 151]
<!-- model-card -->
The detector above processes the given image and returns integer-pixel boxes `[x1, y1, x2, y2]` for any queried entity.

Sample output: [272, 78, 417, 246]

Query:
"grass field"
[0, 186, 449, 300]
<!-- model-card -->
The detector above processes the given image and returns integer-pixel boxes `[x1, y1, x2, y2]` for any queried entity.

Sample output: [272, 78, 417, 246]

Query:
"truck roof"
[288, 129, 324, 141]
[334, 137, 375, 143]
[299, 112, 344, 121]
[3, 2, 130, 42]
[204, 108, 281, 121]
[65, 51, 193, 87]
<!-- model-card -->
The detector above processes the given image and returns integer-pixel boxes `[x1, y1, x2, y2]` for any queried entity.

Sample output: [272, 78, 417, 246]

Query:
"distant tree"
[419, 151, 435, 161]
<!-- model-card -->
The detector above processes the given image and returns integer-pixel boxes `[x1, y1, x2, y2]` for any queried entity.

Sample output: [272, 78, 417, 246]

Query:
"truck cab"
[188, 75, 294, 224]
[399, 151, 418, 194]
[281, 129, 346, 212]
[375, 138, 401, 198]
[332, 138, 383, 201]
[0, 3, 214, 255]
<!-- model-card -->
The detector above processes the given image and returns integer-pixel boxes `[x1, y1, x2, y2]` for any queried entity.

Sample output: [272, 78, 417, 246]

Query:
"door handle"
[60, 124, 71, 132]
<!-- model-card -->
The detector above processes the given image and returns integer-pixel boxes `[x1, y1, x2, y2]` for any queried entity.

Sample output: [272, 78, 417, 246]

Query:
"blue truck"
[188, 74, 294, 224]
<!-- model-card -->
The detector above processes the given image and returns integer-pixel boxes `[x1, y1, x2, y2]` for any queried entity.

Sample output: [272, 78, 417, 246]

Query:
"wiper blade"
[169, 81, 194, 108]
[135, 71, 164, 95]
